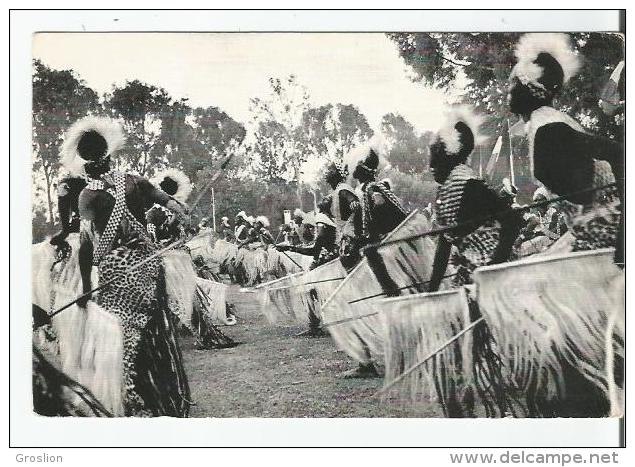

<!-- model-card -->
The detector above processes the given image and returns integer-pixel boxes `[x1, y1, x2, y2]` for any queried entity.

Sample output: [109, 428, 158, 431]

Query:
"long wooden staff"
[375, 317, 484, 397]
[363, 183, 617, 252]
[280, 250, 303, 269]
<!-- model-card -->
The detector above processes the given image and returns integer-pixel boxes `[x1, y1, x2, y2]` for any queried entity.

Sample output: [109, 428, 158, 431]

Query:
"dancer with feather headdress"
[278, 163, 345, 272]
[288, 208, 316, 246]
[345, 136, 408, 247]
[496, 32, 625, 416]
[146, 169, 192, 244]
[423, 106, 523, 417]
[58, 116, 190, 417]
[233, 211, 251, 243]
[317, 160, 361, 270]
[252, 216, 276, 246]
[148, 169, 236, 348]
[428, 106, 523, 290]
[232, 215, 271, 285]
[147, 168, 198, 334]
[324, 137, 410, 378]
[507, 33, 623, 262]
[220, 216, 234, 241]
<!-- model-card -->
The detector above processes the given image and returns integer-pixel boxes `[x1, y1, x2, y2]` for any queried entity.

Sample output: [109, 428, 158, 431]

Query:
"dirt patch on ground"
[182, 286, 442, 418]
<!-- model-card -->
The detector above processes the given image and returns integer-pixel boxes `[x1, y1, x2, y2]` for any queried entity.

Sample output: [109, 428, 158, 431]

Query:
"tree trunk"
[296, 185, 303, 211]
[139, 119, 148, 176]
[295, 166, 303, 211]
[140, 133, 149, 176]
[43, 166, 54, 227]
[141, 150, 147, 177]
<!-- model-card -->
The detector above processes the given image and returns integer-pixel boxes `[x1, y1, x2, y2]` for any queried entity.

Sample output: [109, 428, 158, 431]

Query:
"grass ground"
[182, 286, 442, 418]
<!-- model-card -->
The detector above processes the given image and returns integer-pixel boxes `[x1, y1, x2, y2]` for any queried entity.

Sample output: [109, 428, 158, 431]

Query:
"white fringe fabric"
[265, 249, 310, 277]
[257, 272, 307, 324]
[32, 234, 125, 416]
[201, 239, 313, 285]
[162, 249, 198, 330]
[606, 273, 625, 417]
[473, 248, 624, 415]
[380, 288, 473, 408]
[265, 249, 284, 276]
[320, 256, 386, 363]
[72, 302, 124, 416]
[320, 211, 438, 364]
[259, 258, 347, 326]
[204, 238, 236, 266]
[287, 252, 314, 272]
[186, 230, 217, 260]
[298, 259, 347, 322]
[195, 277, 233, 325]
[234, 243, 268, 285]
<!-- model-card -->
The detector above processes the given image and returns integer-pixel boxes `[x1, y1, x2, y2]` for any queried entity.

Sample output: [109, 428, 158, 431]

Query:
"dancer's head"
[345, 135, 385, 184]
[60, 116, 125, 178]
[508, 33, 581, 119]
[153, 169, 192, 203]
[429, 106, 485, 184]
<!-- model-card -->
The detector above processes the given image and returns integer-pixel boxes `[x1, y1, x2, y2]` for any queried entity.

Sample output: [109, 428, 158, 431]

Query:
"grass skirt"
[97, 241, 190, 417]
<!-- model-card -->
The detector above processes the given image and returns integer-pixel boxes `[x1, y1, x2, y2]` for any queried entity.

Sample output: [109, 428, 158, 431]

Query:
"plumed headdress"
[302, 211, 316, 226]
[533, 185, 554, 201]
[151, 168, 192, 203]
[293, 208, 305, 219]
[255, 215, 270, 228]
[510, 33, 581, 98]
[433, 105, 487, 160]
[60, 116, 125, 177]
[245, 215, 255, 225]
[344, 134, 387, 176]
[235, 211, 247, 221]
[314, 212, 336, 228]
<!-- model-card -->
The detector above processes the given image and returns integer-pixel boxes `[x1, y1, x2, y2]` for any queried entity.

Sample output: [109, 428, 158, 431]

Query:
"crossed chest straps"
[87, 171, 147, 265]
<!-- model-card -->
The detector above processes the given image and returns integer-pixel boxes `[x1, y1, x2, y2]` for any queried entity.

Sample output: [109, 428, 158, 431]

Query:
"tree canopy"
[387, 32, 624, 139]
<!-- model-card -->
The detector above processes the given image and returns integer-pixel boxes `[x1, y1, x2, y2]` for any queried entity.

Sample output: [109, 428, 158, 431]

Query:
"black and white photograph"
[10, 9, 629, 453]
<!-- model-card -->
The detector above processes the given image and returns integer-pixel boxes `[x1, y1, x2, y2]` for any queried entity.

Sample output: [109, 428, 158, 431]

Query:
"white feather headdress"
[436, 105, 487, 155]
[533, 185, 555, 201]
[60, 116, 125, 177]
[344, 134, 387, 173]
[314, 212, 336, 228]
[293, 208, 305, 218]
[512, 33, 581, 86]
[255, 215, 270, 228]
[302, 211, 316, 226]
[151, 168, 192, 203]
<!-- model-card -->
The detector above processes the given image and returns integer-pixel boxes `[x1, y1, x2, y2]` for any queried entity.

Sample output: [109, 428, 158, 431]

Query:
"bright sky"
[33, 33, 451, 133]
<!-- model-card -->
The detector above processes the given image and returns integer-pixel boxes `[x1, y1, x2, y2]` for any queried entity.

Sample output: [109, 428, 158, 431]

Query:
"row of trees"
[387, 32, 624, 138]
[35, 33, 621, 240]
[33, 60, 247, 231]
[32, 61, 437, 241]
